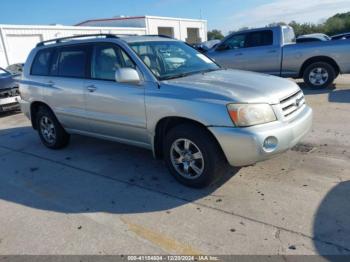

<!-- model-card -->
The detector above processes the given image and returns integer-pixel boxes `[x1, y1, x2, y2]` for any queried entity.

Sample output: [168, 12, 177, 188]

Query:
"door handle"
[235, 53, 243, 56]
[268, 50, 277, 53]
[86, 85, 97, 92]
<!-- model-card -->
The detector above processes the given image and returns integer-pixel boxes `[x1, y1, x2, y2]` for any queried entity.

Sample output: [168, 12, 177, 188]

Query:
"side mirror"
[216, 43, 229, 51]
[115, 68, 140, 84]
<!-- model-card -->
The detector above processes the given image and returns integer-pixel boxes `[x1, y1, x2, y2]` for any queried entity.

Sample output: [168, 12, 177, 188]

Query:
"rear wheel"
[303, 62, 336, 89]
[164, 123, 226, 188]
[36, 106, 70, 149]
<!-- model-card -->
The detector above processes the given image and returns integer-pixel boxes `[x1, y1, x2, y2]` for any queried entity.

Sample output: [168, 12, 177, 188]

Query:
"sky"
[0, 0, 349, 33]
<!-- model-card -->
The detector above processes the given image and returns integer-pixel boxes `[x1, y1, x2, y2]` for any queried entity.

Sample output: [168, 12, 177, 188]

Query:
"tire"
[163, 123, 227, 188]
[303, 62, 336, 89]
[36, 106, 70, 149]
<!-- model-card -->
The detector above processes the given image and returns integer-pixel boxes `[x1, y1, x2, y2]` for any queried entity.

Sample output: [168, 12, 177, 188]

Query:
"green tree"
[266, 12, 350, 37]
[207, 29, 224, 40]
[223, 12, 350, 38]
[323, 13, 350, 35]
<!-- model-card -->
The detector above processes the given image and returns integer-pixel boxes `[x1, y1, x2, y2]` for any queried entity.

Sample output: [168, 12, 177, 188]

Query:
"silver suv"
[20, 34, 313, 188]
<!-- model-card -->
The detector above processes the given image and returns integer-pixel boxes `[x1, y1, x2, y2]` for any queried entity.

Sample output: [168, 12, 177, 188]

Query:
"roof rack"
[144, 34, 174, 39]
[36, 34, 118, 47]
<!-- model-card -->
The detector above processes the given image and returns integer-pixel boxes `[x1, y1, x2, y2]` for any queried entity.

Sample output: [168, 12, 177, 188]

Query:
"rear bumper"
[209, 105, 313, 167]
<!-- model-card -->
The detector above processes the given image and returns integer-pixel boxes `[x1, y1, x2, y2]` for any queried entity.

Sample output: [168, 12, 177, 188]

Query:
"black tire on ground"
[163, 123, 227, 188]
[303, 62, 336, 89]
[36, 106, 70, 149]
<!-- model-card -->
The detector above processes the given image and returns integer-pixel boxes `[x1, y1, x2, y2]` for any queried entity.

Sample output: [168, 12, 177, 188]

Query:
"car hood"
[0, 75, 16, 90]
[164, 69, 300, 104]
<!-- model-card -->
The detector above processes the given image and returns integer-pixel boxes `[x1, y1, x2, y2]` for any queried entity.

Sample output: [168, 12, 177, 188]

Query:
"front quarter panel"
[146, 82, 234, 136]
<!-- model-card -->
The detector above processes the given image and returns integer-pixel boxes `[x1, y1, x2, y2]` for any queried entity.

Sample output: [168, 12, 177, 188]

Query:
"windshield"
[0, 68, 10, 77]
[129, 41, 220, 80]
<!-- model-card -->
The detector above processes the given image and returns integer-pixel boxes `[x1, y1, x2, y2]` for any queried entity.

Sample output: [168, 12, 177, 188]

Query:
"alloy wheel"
[40, 116, 56, 144]
[309, 67, 329, 86]
[170, 138, 205, 179]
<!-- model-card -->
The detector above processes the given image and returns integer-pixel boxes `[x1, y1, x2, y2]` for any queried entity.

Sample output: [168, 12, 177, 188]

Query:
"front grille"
[0, 87, 20, 99]
[280, 90, 305, 118]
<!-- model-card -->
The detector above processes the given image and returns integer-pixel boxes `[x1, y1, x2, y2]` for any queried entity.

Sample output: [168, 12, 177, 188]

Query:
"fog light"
[263, 136, 278, 152]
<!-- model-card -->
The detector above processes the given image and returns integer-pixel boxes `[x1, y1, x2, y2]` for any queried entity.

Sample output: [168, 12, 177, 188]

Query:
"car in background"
[331, 32, 350, 40]
[206, 26, 350, 89]
[192, 39, 221, 52]
[296, 33, 330, 43]
[6, 63, 24, 76]
[0, 67, 21, 113]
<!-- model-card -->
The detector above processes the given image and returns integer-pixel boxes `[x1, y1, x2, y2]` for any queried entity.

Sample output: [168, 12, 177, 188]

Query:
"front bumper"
[0, 96, 21, 112]
[209, 105, 313, 167]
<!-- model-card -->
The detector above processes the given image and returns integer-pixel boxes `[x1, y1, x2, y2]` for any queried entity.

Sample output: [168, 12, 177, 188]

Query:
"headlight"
[227, 104, 277, 127]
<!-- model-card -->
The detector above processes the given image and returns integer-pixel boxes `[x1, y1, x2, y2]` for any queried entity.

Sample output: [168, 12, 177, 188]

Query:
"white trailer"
[0, 24, 146, 68]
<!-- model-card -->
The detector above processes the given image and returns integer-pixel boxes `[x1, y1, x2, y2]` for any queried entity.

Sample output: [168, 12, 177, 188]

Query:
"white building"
[0, 16, 207, 69]
[77, 16, 207, 44]
[0, 24, 146, 68]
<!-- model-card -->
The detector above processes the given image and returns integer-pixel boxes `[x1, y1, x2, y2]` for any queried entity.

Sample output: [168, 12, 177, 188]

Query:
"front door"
[84, 43, 148, 146]
[209, 30, 281, 75]
[209, 33, 247, 70]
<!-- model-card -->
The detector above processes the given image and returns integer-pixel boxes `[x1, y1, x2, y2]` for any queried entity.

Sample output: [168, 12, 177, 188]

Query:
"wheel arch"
[299, 56, 340, 78]
[152, 116, 225, 161]
[30, 101, 54, 129]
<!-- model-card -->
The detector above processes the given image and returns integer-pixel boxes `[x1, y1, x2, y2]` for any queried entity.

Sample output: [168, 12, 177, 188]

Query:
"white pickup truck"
[207, 26, 350, 88]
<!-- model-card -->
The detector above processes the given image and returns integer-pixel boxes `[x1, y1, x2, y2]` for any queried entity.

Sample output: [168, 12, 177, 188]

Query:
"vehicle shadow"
[0, 126, 240, 215]
[299, 83, 350, 103]
[313, 181, 350, 259]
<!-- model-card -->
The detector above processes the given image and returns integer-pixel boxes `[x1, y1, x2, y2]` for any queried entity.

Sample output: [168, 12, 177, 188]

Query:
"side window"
[224, 34, 247, 50]
[91, 44, 135, 81]
[283, 27, 296, 44]
[31, 49, 53, 76]
[246, 30, 273, 48]
[121, 50, 136, 68]
[56, 46, 88, 78]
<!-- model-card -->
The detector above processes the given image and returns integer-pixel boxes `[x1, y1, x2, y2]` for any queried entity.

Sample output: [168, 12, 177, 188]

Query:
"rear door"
[42, 44, 91, 131]
[241, 30, 281, 75]
[83, 43, 148, 145]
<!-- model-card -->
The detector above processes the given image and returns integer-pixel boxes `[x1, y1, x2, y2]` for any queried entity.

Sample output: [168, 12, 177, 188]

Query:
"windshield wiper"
[160, 72, 194, 81]
[160, 68, 221, 81]
[200, 68, 222, 74]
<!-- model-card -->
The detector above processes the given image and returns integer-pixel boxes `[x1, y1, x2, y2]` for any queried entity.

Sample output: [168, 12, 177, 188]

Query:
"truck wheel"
[303, 62, 336, 89]
[164, 123, 226, 188]
[36, 106, 70, 149]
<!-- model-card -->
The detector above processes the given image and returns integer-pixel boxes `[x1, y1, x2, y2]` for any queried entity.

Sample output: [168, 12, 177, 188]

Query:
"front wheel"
[303, 62, 336, 89]
[164, 124, 227, 188]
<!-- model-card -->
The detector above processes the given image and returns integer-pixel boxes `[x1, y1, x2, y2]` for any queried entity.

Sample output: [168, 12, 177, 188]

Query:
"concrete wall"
[0, 24, 146, 68]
